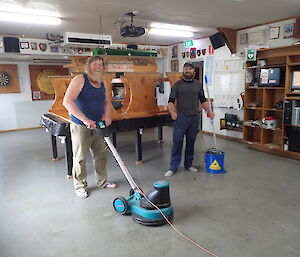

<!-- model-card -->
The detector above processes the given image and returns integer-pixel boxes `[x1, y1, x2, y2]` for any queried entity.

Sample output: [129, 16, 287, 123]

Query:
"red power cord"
[105, 145, 221, 257]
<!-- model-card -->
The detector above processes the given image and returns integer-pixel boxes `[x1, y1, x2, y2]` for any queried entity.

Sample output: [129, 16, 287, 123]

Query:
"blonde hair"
[85, 56, 104, 73]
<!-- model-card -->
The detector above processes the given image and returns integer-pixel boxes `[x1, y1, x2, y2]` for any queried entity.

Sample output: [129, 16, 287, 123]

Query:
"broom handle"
[204, 75, 218, 149]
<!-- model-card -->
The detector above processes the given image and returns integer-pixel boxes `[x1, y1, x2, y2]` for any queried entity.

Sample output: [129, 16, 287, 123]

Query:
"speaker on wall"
[209, 32, 226, 50]
[3, 37, 20, 53]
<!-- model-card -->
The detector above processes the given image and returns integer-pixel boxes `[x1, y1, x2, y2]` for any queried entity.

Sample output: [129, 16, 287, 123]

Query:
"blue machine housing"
[113, 181, 173, 226]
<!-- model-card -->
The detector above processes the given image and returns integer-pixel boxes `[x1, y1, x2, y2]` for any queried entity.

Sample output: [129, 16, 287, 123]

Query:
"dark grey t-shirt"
[168, 79, 206, 115]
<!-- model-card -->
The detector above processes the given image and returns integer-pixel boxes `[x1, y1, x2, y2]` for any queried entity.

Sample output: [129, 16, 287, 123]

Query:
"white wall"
[202, 46, 244, 139]
[0, 62, 52, 131]
[236, 18, 299, 53]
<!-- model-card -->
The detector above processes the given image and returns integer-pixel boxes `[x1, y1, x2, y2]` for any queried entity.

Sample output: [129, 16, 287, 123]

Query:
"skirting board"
[0, 126, 42, 133]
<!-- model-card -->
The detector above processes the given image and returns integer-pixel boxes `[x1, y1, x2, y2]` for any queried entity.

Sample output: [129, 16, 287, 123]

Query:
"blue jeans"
[169, 114, 199, 172]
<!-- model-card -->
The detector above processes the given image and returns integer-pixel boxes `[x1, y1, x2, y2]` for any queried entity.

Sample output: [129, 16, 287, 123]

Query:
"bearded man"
[63, 56, 117, 198]
[165, 62, 215, 177]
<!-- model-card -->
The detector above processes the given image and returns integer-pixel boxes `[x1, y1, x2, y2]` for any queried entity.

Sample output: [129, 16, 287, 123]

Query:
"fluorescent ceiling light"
[150, 22, 197, 32]
[148, 28, 194, 38]
[0, 7, 61, 25]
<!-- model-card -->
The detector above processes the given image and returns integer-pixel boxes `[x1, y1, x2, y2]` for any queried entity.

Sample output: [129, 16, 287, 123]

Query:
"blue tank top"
[70, 74, 106, 125]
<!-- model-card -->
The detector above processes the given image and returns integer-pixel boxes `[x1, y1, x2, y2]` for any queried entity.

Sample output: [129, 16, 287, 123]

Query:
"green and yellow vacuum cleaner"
[95, 121, 173, 226]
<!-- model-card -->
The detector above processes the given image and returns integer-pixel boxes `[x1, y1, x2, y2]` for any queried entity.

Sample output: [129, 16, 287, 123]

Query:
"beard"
[183, 71, 195, 80]
[87, 70, 104, 83]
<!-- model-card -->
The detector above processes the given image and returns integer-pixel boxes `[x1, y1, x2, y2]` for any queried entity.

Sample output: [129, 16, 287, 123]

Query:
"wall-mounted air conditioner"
[61, 32, 112, 47]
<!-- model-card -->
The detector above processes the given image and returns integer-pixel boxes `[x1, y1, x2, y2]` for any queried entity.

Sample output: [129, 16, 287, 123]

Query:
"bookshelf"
[243, 45, 300, 160]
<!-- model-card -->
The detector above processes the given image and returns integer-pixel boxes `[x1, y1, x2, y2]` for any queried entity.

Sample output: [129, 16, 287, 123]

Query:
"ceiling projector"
[120, 11, 145, 37]
[120, 24, 145, 37]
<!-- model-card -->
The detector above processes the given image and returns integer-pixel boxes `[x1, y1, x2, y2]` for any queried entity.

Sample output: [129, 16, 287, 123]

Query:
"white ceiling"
[0, 0, 300, 45]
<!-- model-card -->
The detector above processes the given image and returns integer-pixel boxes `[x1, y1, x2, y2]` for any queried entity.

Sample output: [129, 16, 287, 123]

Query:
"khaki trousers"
[70, 122, 107, 190]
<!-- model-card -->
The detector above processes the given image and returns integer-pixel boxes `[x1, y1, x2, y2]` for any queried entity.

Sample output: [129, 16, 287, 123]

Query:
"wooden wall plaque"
[29, 65, 68, 101]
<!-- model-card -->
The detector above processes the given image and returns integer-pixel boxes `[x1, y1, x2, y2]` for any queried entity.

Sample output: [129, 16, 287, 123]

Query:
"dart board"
[0, 64, 20, 93]
[0, 71, 11, 87]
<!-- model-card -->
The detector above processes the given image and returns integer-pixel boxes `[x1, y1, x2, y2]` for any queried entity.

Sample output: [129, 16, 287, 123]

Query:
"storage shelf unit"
[243, 45, 300, 160]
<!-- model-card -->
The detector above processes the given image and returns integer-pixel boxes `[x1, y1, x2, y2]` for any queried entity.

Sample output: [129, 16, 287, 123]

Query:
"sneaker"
[75, 188, 88, 199]
[186, 166, 198, 173]
[164, 170, 174, 177]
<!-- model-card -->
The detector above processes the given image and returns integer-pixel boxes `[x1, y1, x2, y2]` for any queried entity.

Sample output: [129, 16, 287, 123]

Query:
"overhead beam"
[217, 27, 237, 54]
[295, 16, 300, 39]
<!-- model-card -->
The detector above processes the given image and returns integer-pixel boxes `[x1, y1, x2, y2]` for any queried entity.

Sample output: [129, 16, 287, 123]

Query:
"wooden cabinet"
[243, 45, 300, 160]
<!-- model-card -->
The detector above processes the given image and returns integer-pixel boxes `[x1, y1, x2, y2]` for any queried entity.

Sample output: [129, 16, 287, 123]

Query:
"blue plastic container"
[205, 150, 226, 174]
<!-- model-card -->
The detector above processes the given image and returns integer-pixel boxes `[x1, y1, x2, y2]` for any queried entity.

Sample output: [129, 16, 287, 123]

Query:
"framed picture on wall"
[20, 42, 29, 49]
[240, 33, 248, 44]
[283, 23, 295, 39]
[269, 26, 280, 40]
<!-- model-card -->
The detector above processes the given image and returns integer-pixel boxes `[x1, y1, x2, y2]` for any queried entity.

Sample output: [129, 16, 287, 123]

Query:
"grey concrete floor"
[0, 127, 299, 257]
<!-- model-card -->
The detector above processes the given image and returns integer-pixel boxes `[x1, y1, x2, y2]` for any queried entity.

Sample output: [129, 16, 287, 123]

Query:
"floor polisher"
[95, 121, 173, 226]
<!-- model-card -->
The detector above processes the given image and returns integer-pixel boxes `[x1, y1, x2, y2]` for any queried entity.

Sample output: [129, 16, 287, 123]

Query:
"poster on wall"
[0, 64, 20, 94]
[283, 23, 295, 38]
[171, 59, 179, 72]
[172, 46, 178, 58]
[29, 65, 68, 101]
[204, 55, 214, 87]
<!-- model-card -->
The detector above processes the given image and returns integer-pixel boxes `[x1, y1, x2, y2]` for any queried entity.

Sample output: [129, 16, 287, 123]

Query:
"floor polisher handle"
[95, 121, 137, 190]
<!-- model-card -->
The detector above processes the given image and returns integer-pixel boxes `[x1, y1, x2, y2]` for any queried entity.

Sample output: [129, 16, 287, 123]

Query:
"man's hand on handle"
[171, 112, 177, 120]
[83, 118, 97, 129]
[103, 117, 112, 126]
[207, 111, 215, 119]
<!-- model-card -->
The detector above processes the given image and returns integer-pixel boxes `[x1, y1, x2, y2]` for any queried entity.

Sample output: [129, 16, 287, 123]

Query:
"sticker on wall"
[32, 91, 41, 100]
[201, 49, 206, 55]
[182, 52, 185, 58]
[39, 43, 47, 52]
[31, 42, 37, 50]
[197, 49, 201, 57]
[208, 45, 214, 55]
[190, 48, 196, 59]
[186, 51, 190, 58]
[50, 46, 59, 53]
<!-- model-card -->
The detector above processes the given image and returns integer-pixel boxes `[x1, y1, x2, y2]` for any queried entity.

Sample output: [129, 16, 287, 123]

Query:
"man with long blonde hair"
[63, 56, 117, 198]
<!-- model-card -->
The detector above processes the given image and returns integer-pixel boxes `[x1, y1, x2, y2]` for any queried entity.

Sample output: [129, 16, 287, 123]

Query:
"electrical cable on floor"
[105, 144, 221, 257]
